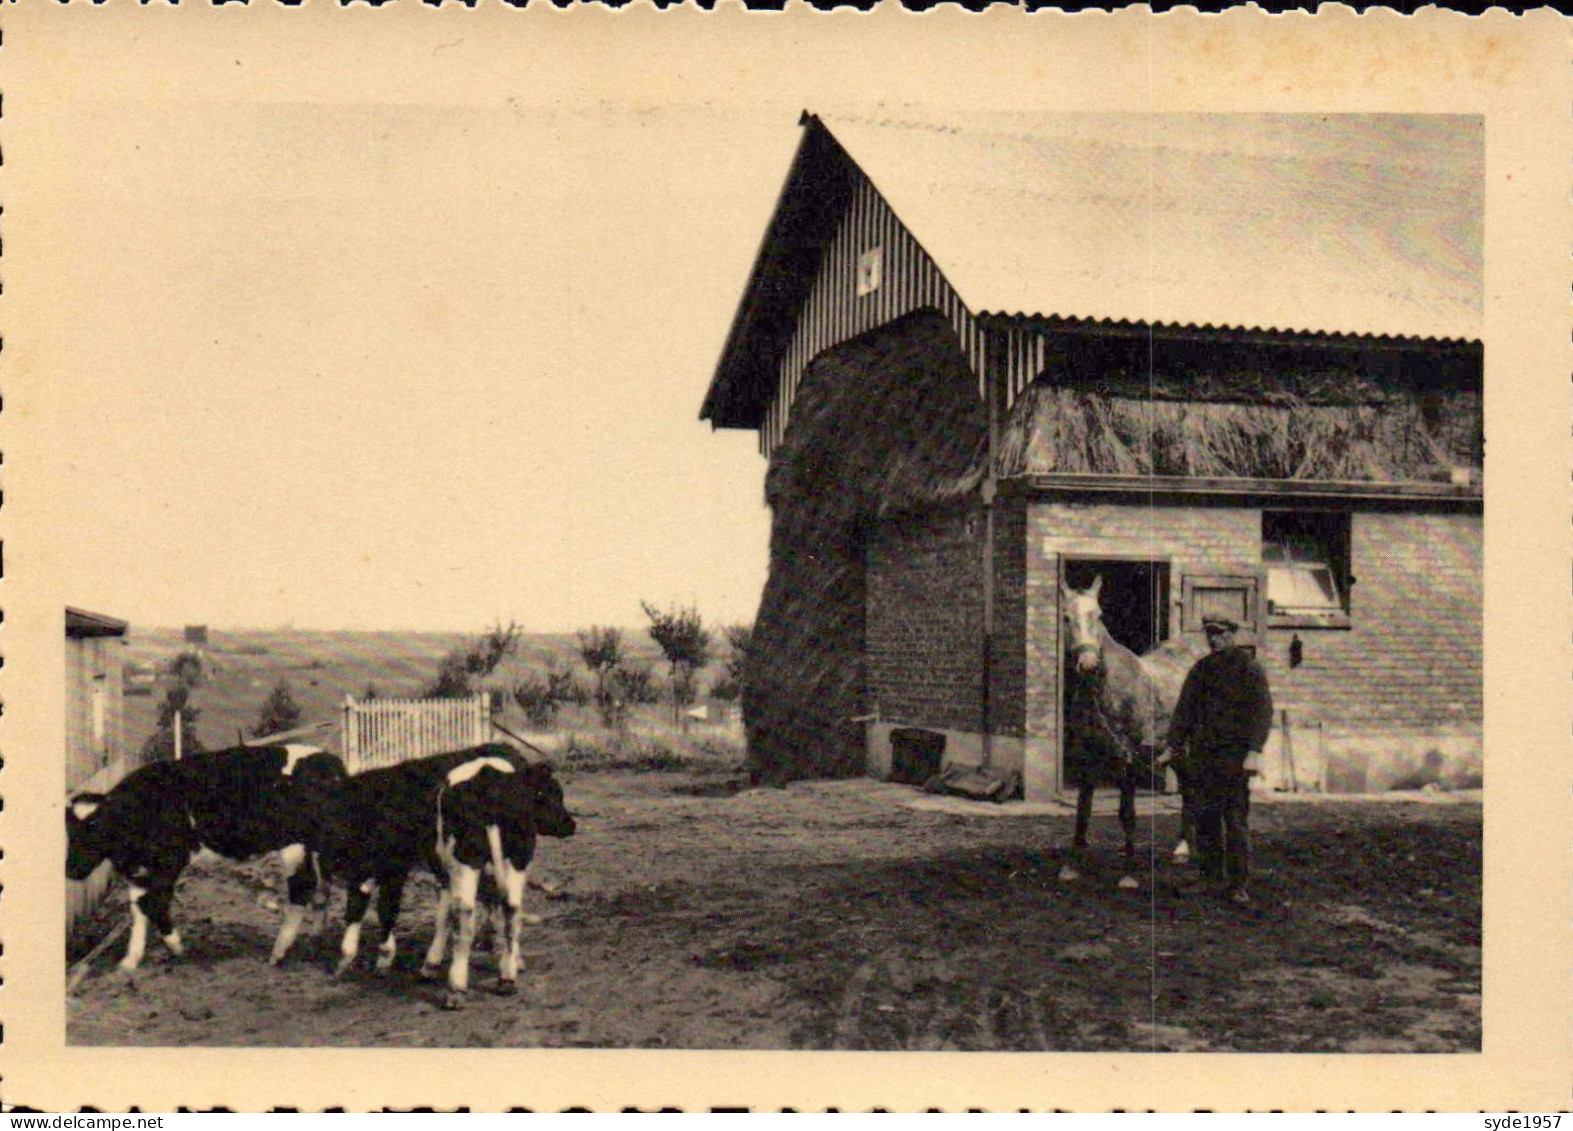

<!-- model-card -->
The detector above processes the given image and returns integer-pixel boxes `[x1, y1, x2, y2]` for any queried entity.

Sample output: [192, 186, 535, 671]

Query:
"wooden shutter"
[1181, 573, 1262, 633]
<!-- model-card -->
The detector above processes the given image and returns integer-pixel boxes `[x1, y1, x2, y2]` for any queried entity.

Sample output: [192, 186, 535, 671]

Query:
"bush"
[554, 726, 745, 775]
[559, 734, 690, 774]
[142, 658, 206, 762]
[513, 674, 561, 728]
[426, 621, 521, 699]
[546, 659, 586, 706]
[595, 698, 627, 732]
[612, 660, 660, 705]
[252, 678, 304, 739]
[140, 724, 205, 764]
[511, 658, 589, 728]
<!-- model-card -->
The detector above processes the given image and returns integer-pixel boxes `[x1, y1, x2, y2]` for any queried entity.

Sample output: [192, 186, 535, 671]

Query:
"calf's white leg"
[335, 879, 376, 978]
[271, 906, 306, 965]
[269, 845, 310, 965]
[338, 921, 363, 975]
[422, 889, 453, 978]
[498, 863, 530, 987]
[442, 865, 481, 1009]
[120, 884, 149, 972]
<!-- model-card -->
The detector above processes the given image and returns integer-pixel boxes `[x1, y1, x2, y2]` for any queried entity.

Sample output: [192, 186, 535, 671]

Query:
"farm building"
[701, 112, 1483, 801]
[66, 606, 132, 926]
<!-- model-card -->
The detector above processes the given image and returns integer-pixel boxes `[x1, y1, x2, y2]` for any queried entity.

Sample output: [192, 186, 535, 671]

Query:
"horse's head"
[1062, 575, 1105, 675]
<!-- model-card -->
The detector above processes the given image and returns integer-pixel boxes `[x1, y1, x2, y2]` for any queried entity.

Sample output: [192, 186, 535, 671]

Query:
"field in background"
[119, 626, 743, 769]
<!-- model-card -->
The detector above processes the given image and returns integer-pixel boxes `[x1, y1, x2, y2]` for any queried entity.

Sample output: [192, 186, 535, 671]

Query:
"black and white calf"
[66, 744, 347, 972]
[293, 744, 575, 1008]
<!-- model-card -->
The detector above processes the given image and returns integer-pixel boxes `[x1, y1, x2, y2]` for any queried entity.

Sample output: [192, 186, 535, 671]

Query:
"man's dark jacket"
[1166, 645, 1275, 762]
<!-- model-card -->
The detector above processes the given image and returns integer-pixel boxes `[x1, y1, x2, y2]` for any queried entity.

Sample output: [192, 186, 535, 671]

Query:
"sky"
[6, 10, 1489, 636]
[19, 23, 830, 633]
[14, 7, 1155, 636]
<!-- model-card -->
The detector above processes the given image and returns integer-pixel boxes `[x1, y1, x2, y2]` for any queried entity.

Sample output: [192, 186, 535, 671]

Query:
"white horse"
[1059, 576, 1201, 887]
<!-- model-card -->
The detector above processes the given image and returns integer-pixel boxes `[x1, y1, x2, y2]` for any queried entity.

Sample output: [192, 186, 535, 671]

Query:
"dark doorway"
[1061, 557, 1171, 656]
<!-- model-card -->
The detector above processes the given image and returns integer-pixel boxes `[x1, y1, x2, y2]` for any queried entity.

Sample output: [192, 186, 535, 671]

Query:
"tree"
[168, 650, 206, 689]
[712, 623, 753, 702]
[577, 626, 626, 728]
[425, 621, 521, 706]
[140, 657, 206, 763]
[640, 601, 711, 727]
[577, 627, 622, 699]
[252, 678, 304, 739]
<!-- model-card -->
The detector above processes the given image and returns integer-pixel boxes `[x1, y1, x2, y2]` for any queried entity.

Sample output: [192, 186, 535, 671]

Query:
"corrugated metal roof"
[815, 112, 1483, 344]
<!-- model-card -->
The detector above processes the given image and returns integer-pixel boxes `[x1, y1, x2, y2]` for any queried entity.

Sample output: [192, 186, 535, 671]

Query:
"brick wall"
[1022, 499, 1482, 795]
[864, 495, 1028, 741]
[1330, 512, 1482, 729]
[990, 499, 1028, 738]
[867, 506, 984, 733]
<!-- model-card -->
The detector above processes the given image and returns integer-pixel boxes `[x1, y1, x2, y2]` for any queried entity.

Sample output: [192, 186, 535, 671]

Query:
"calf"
[297, 744, 575, 1009]
[66, 744, 347, 972]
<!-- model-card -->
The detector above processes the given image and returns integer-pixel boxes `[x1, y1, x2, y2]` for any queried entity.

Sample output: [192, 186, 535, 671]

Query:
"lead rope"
[1077, 662, 1140, 768]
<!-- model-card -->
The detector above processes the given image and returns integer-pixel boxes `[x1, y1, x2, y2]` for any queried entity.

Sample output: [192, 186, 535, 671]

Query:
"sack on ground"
[922, 763, 1022, 803]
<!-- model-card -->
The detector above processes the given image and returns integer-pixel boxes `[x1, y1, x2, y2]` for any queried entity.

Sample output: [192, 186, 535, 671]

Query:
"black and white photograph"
[8, 4, 1568, 1114]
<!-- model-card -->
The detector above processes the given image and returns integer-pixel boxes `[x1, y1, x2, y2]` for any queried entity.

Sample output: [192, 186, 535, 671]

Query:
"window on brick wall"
[1181, 574, 1261, 634]
[1262, 510, 1352, 629]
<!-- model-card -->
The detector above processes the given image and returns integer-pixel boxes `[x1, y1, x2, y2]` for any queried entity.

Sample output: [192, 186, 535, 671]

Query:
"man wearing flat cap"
[1162, 614, 1275, 905]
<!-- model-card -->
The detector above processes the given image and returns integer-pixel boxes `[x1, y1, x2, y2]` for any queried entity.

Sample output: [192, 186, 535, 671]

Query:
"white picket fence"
[341, 693, 491, 774]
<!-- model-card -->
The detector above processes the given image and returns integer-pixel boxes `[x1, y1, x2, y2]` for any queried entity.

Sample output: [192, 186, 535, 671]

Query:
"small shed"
[702, 112, 1483, 800]
[66, 607, 131, 926]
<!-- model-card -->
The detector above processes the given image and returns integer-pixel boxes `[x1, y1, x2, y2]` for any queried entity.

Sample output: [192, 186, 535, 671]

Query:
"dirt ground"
[67, 771, 1481, 1051]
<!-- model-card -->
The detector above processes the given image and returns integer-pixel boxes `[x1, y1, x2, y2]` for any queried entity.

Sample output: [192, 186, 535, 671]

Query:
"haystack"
[996, 345, 1481, 483]
[744, 311, 985, 784]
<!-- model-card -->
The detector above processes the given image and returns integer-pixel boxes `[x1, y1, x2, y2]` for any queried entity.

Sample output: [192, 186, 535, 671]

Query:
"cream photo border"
[2, 2, 1567, 1112]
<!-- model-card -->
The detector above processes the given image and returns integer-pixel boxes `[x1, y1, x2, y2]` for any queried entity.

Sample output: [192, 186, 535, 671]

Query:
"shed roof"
[816, 111, 1483, 343]
[66, 607, 129, 638]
